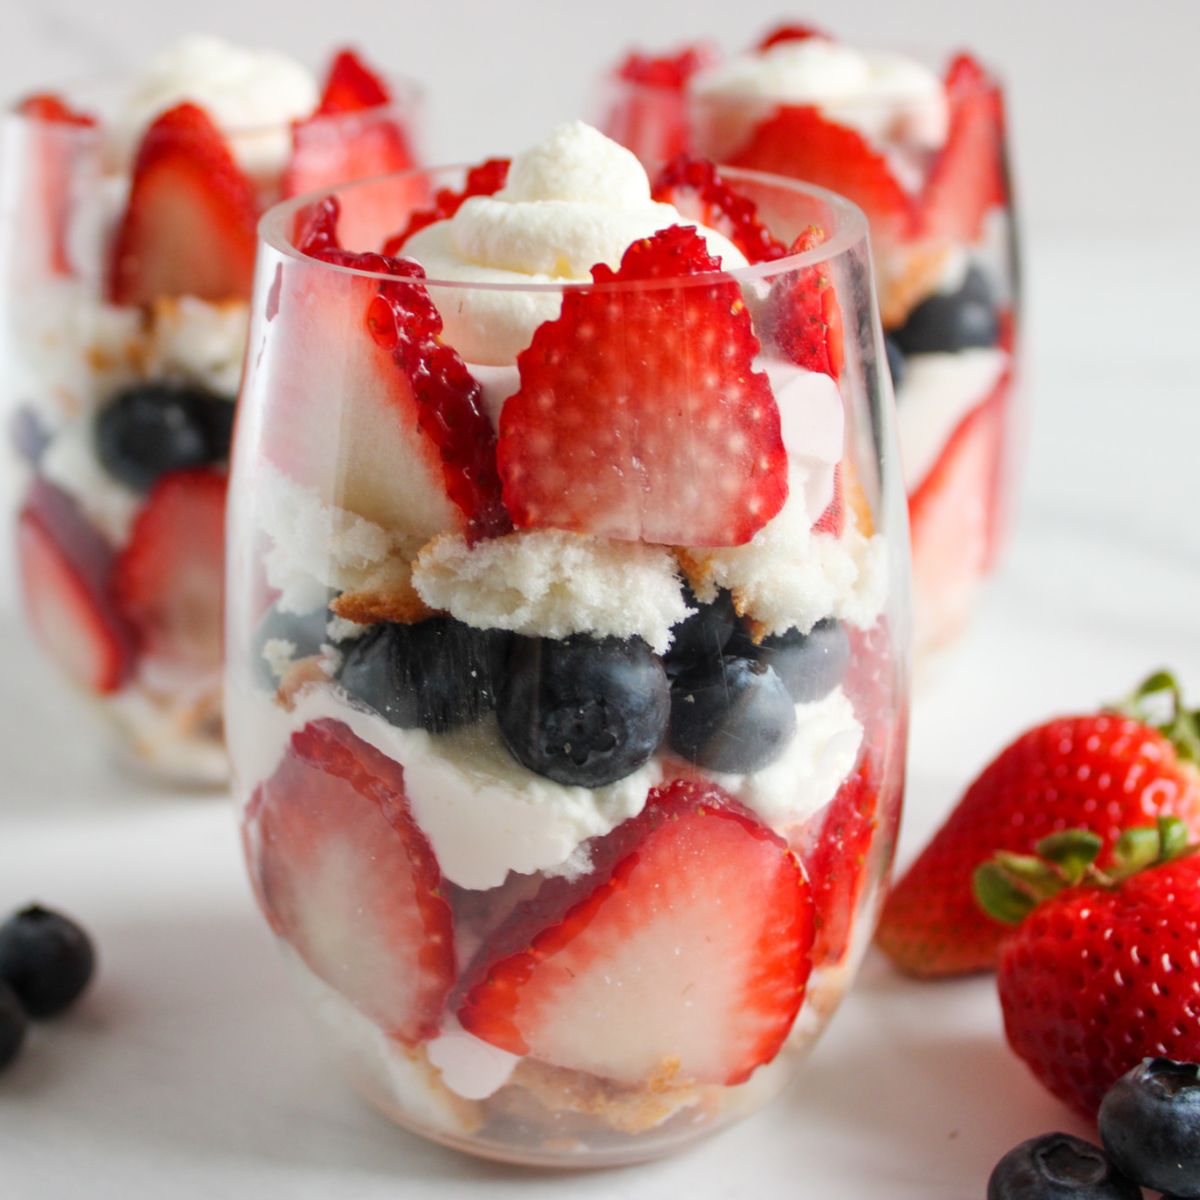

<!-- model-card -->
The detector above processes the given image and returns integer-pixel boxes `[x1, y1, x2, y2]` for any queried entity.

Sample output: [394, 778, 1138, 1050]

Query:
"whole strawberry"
[876, 672, 1200, 976]
[976, 819, 1200, 1120]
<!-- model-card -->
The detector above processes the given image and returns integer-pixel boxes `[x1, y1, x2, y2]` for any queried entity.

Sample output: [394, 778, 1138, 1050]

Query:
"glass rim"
[258, 162, 870, 294]
[6, 70, 424, 140]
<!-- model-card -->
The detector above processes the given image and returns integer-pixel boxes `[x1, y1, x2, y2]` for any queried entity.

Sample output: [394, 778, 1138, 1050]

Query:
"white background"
[1, 2, 1200, 1197]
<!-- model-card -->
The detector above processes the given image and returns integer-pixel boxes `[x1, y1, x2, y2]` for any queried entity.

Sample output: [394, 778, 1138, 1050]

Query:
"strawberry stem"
[973, 817, 1198, 926]
[1112, 670, 1200, 764]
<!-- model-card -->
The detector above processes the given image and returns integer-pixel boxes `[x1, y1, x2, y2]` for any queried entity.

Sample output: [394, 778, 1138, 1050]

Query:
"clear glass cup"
[599, 42, 1020, 664]
[0, 69, 422, 785]
[227, 165, 910, 1166]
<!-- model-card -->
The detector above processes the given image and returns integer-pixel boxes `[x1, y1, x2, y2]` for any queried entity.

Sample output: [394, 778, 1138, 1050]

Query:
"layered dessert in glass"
[0, 36, 420, 783]
[226, 123, 909, 1165]
[599, 26, 1019, 662]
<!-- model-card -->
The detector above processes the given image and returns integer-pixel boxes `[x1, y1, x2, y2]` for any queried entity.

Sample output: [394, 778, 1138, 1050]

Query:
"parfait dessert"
[227, 124, 909, 1165]
[0, 36, 419, 783]
[600, 26, 1019, 661]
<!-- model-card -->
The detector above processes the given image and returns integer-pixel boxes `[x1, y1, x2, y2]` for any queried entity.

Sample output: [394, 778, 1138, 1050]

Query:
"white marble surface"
[0, 228, 1197, 1195]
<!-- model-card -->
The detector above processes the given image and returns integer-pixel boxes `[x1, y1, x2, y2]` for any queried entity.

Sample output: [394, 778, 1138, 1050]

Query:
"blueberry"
[337, 618, 510, 734]
[883, 336, 906, 392]
[668, 655, 796, 774]
[497, 635, 669, 787]
[252, 604, 331, 689]
[1099, 1057, 1200, 1197]
[94, 382, 235, 492]
[0, 981, 27, 1072]
[728, 618, 849, 704]
[9, 407, 51, 463]
[0, 905, 95, 1018]
[663, 587, 737, 677]
[988, 1134, 1140, 1200]
[891, 265, 1000, 356]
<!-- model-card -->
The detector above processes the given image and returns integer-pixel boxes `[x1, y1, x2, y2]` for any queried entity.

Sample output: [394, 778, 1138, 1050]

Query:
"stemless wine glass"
[0, 63, 422, 785]
[598, 36, 1020, 665]
[227, 164, 910, 1166]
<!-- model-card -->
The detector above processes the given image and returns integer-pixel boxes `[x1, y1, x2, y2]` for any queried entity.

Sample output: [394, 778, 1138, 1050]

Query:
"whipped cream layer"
[108, 35, 318, 177]
[233, 672, 865, 894]
[691, 38, 948, 165]
[403, 121, 749, 364]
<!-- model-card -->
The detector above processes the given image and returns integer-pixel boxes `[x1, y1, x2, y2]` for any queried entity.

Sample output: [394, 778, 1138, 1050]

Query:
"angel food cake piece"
[235, 123, 897, 1152]
[6, 37, 417, 781]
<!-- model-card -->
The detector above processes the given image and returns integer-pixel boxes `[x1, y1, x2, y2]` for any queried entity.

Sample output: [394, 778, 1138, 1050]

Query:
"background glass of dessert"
[0, 37, 422, 784]
[597, 26, 1020, 665]
[225, 125, 910, 1167]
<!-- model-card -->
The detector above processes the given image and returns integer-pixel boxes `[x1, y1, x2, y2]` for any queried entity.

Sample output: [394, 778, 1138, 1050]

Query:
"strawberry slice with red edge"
[651, 155, 787, 263]
[459, 778, 813, 1086]
[728, 105, 916, 242]
[17, 479, 135, 694]
[762, 225, 845, 377]
[798, 763, 878, 966]
[283, 48, 420, 253]
[109, 103, 258, 306]
[616, 43, 718, 89]
[247, 718, 455, 1043]
[17, 93, 98, 277]
[498, 225, 787, 547]
[755, 24, 829, 51]
[382, 157, 510, 255]
[605, 44, 718, 165]
[917, 54, 1007, 243]
[113, 468, 227, 671]
[908, 366, 1011, 655]
[268, 197, 508, 540]
[312, 48, 391, 114]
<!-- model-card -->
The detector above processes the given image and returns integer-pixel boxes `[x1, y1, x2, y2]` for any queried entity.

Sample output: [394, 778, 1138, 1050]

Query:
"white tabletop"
[1, 231, 1197, 1198]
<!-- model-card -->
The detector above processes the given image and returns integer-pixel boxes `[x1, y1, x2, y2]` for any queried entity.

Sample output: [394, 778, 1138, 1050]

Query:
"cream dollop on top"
[691, 38, 948, 155]
[110, 35, 318, 175]
[403, 122, 748, 365]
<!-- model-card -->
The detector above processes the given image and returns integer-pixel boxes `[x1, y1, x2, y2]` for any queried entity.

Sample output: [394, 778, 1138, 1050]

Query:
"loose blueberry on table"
[987, 1133, 1140, 1200]
[1099, 1058, 1200, 1198]
[0, 905, 95, 1019]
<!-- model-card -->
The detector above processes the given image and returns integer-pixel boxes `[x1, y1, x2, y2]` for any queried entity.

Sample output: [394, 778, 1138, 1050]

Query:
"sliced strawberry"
[382, 157, 509, 255]
[459, 779, 812, 1086]
[799, 764, 877, 966]
[651, 156, 787, 263]
[762, 226, 844, 376]
[498, 225, 787, 547]
[283, 50, 419, 254]
[109, 103, 257, 306]
[917, 54, 1007, 243]
[17, 480, 135, 695]
[813, 463, 845, 536]
[16, 93, 98, 277]
[313, 48, 391, 115]
[248, 718, 455, 1043]
[604, 44, 718, 165]
[909, 367, 1010, 655]
[262, 198, 507, 539]
[728, 105, 916, 242]
[112, 468, 227, 670]
[755, 24, 828, 51]
[17, 93, 95, 127]
[616, 44, 718, 89]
